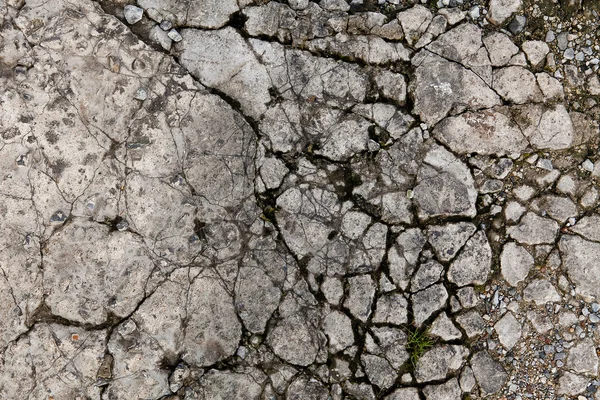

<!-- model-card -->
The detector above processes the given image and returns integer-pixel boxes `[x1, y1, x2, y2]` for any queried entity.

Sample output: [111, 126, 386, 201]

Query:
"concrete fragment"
[494, 312, 521, 350]
[488, 0, 523, 24]
[447, 231, 492, 287]
[413, 145, 478, 220]
[523, 279, 561, 305]
[433, 108, 528, 156]
[411, 260, 444, 292]
[430, 313, 462, 341]
[397, 5, 433, 46]
[373, 293, 408, 325]
[568, 338, 599, 375]
[500, 242, 534, 286]
[426, 23, 482, 64]
[324, 310, 355, 353]
[560, 235, 600, 300]
[470, 351, 508, 394]
[456, 311, 486, 339]
[522, 40, 550, 66]
[427, 222, 476, 262]
[412, 284, 448, 327]
[175, 28, 271, 118]
[361, 354, 396, 390]
[536, 72, 565, 100]
[422, 378, 462, 400]
[410, 52, 500, 125]
[507, 212, 559, 245]
[345, 275, 376, 322]
[483, 32, 519, 66]
[415, 345, 468, 383]
[558, 371, 590, 395]
[386, 387, 420, 400]
[493, 66, 543, 104]
[138, 0, 239, 28]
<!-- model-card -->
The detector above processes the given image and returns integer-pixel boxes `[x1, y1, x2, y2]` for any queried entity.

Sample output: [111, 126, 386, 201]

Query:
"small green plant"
[405, 327, 436, 366]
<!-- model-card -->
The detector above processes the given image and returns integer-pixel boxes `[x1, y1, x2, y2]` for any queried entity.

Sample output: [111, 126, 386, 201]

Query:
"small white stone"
[124, 5, 143, 25]
[469, 5, 480, 19]
[537, 158, 553, 171]
[504, 201, 526, 223]
[168, 29, 183, 42]
[134, 87, 148, 101]
[526, 154, 538, 164]
[160, 20, 173, 31]
[582, 159, 594, 172]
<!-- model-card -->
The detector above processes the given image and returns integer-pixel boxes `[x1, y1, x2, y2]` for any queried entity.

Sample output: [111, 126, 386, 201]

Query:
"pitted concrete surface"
[2, 0, 600, 399]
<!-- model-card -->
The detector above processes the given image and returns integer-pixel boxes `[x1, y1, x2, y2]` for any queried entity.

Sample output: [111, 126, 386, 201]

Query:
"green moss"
[473, 284, 486, 293]
[405, 327, 436, 366]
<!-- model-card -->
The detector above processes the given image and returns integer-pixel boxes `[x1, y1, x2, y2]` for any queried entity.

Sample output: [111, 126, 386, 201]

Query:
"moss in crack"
[404, 326, 436, 367]
[257, 188, 279, 223]
[259, 206, 277, 223]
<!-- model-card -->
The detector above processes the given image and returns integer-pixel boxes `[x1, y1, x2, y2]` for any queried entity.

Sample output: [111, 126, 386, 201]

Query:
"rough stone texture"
[426, 23, 482, 64]
[447, 231, 492, 287]
[410, 51, 500, 125]
[345, 275, 376, 322]
[410, 260, 444, 292]
[471, 351, 508, 394]
[460, 366, 477, 392]
[568, 338, 599, 375]
[175, 28, 271, 118]
[413, 145, 478, 220]
[483, 32, 520, 66]
[523, 279, 562, 305]
[412, 284, 448, 327]
[199, 370, 264, 399]
[488, 0, 523, 24]
[456, 310, 487, 338]
[138, 0, 239, 28]
[268, 297, 321, 366]
[397, 5, 433, 46]
[501, 242, 535, 286]
[537, 72, 565, 100]
[430, 313, 463, 340]
[493, 66, 543, 104]
[43, 219, 155, 325]
[323, 310, 355, 353]
[560, 236, 600, 300]
[415, 345, 468, 382]
[494, 312, 522, 350]
[388, 228, 427, 290]
[522, 40, 550, 66]
[371, 327, 409, 369]
[124, 5, 143, 24]
[571, 214, 600, 241]
[507, 212, 560, 244]
[373, 293, 409, 325]
[422, 378, 462, 400]
[558, 371, 590, 395]
[515, 104, 575, 150]
[386, 387, 420, 400]
[531, 195, 578, 223]
[427, 222, 477, 262]
[2, 0, 599, 398]
[433, 108, 527, 156]
[362, 354, 397, 390]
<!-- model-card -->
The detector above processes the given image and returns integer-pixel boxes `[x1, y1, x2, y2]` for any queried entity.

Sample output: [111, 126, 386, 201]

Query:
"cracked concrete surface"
[2, 0, 600, 398]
